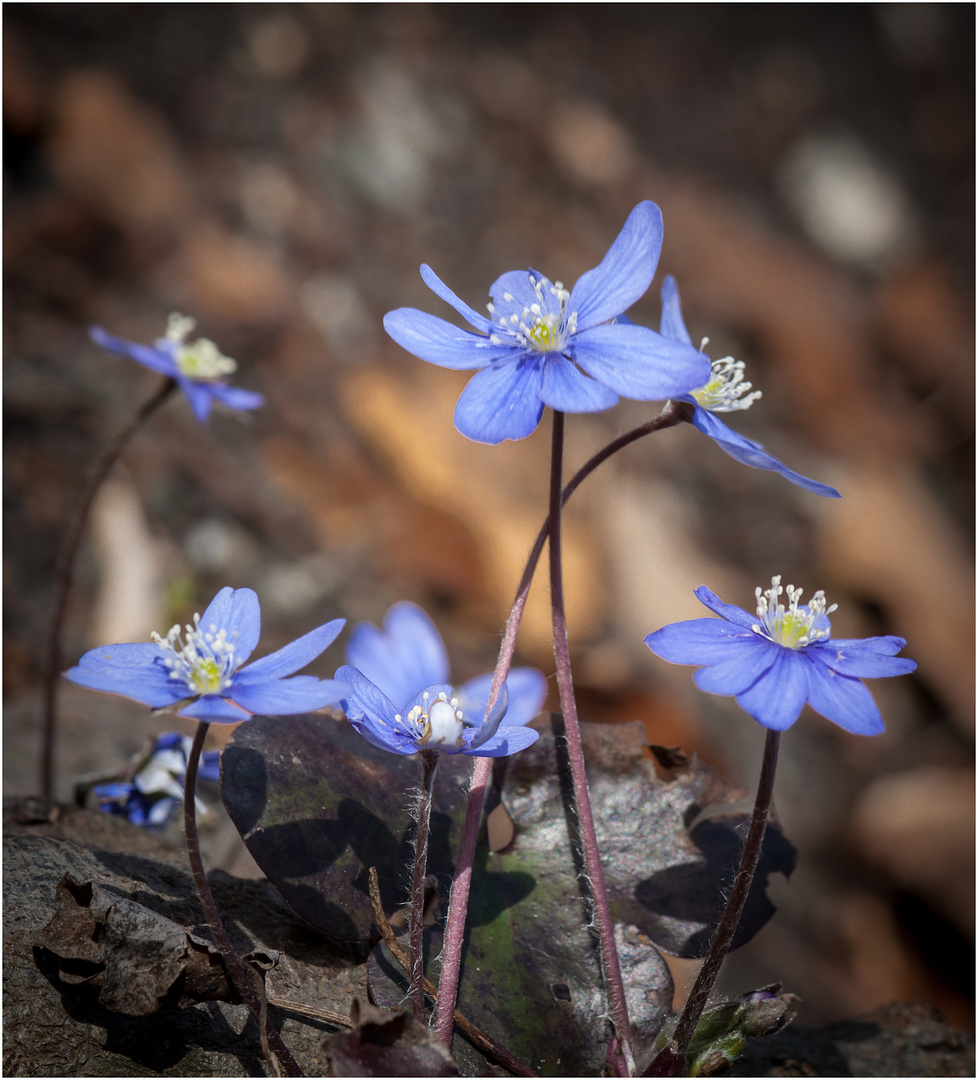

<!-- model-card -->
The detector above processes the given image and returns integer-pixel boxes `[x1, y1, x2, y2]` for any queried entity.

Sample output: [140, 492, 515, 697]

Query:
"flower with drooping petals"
[336, 601, 547, 757]
[644, 577, 915, 733]
[93, 732, 222, 831]
[383, 202, 710, 444]
[64, 587, 347, 723]
[90, 314, 265, 424]
[658, 276, 840, 498]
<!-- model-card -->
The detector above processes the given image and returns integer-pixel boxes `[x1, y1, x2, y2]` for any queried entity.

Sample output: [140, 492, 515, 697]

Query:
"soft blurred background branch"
[4, 3, 973, 1031]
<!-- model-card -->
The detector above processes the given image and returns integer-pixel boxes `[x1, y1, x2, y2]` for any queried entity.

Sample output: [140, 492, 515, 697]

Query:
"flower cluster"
[91, 314, 265, 424]
[64, 587, 347, 722]
[644, 576, 915, 733]
[384, 201, 710, 444]
[93, 732, 221, 831]
[336, 601, 547, 756]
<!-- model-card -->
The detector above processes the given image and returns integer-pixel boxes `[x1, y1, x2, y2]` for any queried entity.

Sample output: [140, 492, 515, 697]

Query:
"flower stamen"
[752, 575, 837, 649]
[488, 274, 578, 354]
[153, 613, 238, 695]
[691, 356, 762, 413]
[166, 312, 238, 381]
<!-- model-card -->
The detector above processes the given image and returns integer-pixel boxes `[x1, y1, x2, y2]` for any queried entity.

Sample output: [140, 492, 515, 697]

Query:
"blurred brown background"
[4, 4, 973, 1031]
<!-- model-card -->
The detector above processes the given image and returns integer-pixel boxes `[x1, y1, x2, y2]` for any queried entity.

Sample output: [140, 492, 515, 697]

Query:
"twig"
[368, 868, 535, 1078]
[265, 997, 353, 1029]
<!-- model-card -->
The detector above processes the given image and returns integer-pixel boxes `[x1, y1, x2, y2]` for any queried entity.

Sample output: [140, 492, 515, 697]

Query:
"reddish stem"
[432, 402, 686, 1049]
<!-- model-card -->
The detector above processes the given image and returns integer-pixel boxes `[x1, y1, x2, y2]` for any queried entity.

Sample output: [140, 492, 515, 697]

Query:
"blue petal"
[238, 618, 346, 682]
[90, 327, 179, 376]
[228, 675, 348, 715]
[197, 587, 262, 667]
[337, 665, 419, 753]
[489, 270, 542, 309]
[63, 642, 187, 708]
[345, 603, 449, 707]
[401, 683, 457, 718]
[693, 586, 758, 630]
[456, 667, 548, 729]
[463, 724, 540, 757]
[692, 640, 780, 695]
[691, 408, 842, 499]
[198, 751, 222, 782]
[384, 309, 508, 370]
[807, 638, 916, 679]
[336, 665, 400, 726]
[179, 696, 251, 722]
[538, 355, 620, 413]
[453, 358, 545, 444]
[690, 407, 764, 450]
[154, 732, 188, 752]
[570, 201, 663, 332]
[733, 651, 808, 730]
[645, 618, 759, 666]
[176, 375, 214, 424]
[207, 382, 266, 413]
[659, 275, 693, 345]
[804, 661, 884, 735]
[421, 264, 492, 333]
[349, 716, 418, 755]
[569, 323, 710, 399]
[463, 683, 509, 751]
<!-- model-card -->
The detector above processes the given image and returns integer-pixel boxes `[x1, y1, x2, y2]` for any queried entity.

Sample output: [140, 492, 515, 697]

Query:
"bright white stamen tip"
[152, 612, 238, 695]
[751, 575, 837, 650]
[691, 356, 762, 413]
[488, 272, 578, 355]
[166, 313, 237, 381]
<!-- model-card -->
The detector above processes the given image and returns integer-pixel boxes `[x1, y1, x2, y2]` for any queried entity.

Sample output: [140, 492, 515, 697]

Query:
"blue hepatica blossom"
[94, 732, 222, 831]
[336, 601, 548, 757]
[658, 275, 840, 498]
[383, 201, 710, 445]
[644, 577, 916, 734]
[64, 587, 347, 723]
[91, 314, 265, 424]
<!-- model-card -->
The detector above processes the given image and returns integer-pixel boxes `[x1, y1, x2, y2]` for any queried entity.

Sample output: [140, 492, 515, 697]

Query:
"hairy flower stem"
[184, 722, 303, 1077]
[548, 410, 633, 1077]
[41, 376, 177, 800]
[433, 402, 685, 1048]
[410, 750, 440, 1022]
[647, 729, 782, 1077]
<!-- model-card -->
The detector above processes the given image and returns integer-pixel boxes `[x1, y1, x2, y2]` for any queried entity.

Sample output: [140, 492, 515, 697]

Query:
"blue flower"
[383, 202, 710, 445]
[90, 314, 265, 424]
[659, 276, 840, 498]
[64, 587, 348, 723]
[336, 601, 547, 757]
[644, 577, 915, 734]
[93, 732, 222, 831]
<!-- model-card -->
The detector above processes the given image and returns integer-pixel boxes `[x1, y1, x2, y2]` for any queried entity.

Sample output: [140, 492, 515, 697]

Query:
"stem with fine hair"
[41, 376, 177, 800]
[433, 401, 686, 1048]
[547, 409, 633, 1077]
[646, 729, 782, 1077]
[184, 722, 304, 1077]
[410, 749, 439, 1022]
